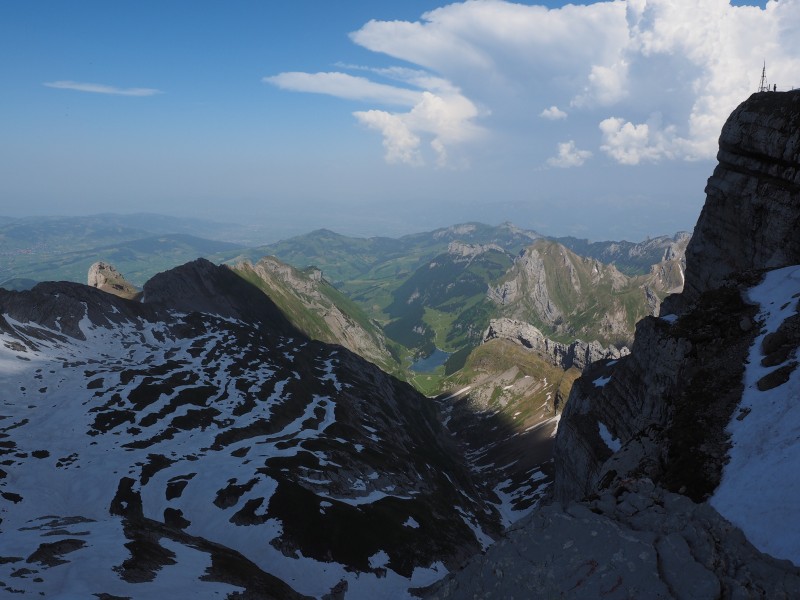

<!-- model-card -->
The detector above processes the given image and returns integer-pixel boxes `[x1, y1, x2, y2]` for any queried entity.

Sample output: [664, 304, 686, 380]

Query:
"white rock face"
[483, 318, 628, 371]
[87, 261, 139, 299]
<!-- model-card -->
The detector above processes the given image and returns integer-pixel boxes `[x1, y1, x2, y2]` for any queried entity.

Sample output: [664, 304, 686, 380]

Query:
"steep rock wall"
[483, 317, 628, 372]
[680, 91, 800, 306]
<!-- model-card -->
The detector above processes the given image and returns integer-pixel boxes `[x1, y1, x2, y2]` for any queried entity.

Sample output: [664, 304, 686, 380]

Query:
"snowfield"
[0, 298, 494, 598]
[711, 265, 800, 566]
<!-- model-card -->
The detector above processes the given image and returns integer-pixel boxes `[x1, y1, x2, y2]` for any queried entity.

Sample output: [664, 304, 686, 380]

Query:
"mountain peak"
[142, 258, 298, 336]
[87, 261, 140, 300]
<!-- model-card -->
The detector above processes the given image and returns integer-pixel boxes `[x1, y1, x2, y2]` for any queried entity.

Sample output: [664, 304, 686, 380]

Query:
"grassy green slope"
[443, 339, 580, 429]
[232, 259, 400, 374]
[384, 249, 513, 356]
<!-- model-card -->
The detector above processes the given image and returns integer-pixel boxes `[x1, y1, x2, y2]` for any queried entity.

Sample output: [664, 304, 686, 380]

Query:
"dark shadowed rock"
[142, 258, 299, 336]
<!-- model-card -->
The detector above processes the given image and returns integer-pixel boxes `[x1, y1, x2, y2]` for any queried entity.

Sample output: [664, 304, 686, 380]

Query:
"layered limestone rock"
[483, 317, 629, 372]
[556, 90, 800, 506]
[446, 241, 504, 260]
[680, 90, 800, 307]
[489, 239, 678, 347]
[553, 285, 756, 504]
[87, 261, 140, 300]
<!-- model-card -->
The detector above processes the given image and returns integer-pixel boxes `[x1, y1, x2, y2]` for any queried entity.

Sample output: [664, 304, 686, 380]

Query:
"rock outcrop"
[87, 261, 140, 300]
[489, 239, 680, 347]
[483, 317, 629, 371]
[446, 241, 505, 261]
[426, 479, 800, 599]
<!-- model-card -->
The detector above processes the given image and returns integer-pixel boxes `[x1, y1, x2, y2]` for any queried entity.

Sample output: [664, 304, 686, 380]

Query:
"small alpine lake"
[411, 348, 451, 372]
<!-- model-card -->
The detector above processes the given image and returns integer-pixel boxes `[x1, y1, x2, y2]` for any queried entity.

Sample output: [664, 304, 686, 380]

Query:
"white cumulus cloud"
[264, 72, 422, 107]
[540, 106, 567, 120]
[355, 110, 423, 165]
[268, 0, 800, 167]
[267, 69, 483, 167]
[546, 140, 592, 168]
[43, 81, 162, 96]
[599, 116, 680, 165]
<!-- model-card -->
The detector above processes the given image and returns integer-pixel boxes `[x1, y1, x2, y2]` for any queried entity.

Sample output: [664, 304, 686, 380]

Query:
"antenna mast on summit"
[758, 62, 769, 92]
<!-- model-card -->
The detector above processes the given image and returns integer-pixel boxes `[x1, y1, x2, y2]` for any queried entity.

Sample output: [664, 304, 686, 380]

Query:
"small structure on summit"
[757, 62, 778, 92]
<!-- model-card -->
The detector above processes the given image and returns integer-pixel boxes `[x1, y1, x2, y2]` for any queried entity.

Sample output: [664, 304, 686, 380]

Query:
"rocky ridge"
[0, 259, 529, 598]
[483, 317, 629, 372]
[232, 256, 395, 371]
[488, 239, 683, 347]
[427, 90, 800, 598]
[557, 231, 691, 276]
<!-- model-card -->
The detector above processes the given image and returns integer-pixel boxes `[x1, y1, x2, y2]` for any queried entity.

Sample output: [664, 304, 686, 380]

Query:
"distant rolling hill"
[1, 233, 243, 288]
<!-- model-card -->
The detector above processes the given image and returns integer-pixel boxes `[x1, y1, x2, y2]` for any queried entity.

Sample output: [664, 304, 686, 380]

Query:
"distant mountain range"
[1, 214, 689, 399]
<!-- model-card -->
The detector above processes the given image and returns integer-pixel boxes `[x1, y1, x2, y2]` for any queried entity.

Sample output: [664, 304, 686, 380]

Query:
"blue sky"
[1, 0, 792, 242]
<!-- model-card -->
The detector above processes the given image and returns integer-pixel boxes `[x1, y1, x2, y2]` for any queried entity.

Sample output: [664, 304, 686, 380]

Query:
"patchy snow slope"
[711, 265, 800, 566]
[0, 285, 493, 599]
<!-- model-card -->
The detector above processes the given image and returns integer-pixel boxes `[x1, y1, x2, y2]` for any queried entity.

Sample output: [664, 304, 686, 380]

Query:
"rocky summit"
[427, 90, 800, 598]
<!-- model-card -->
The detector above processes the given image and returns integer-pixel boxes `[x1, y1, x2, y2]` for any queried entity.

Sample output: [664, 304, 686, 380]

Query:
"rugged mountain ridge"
[427, 90, 800, 598]
[232, 257, 396, 372]
[557, 231, 690, 276]
[488, 239, 683, 347]
[483, 317, 629, 372]
[0, 259, 525, 598]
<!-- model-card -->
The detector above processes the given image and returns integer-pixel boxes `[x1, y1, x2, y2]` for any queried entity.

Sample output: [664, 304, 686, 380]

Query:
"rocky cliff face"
[680, 91, 800, 306]
[87, 261, 140, 300]
[483, 317, 629, 372]
[427, 91, 800, 598]
[488, 239, 681, 347]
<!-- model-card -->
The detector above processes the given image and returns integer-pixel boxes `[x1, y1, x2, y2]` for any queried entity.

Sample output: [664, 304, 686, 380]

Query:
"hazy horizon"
[3, 0, 795, 242]
[0, 210, 696, 246]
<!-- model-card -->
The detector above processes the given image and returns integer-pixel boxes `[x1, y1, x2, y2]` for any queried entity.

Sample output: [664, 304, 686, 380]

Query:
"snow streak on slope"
[0, 297, 488, 598]
[711, 265, 800, 566]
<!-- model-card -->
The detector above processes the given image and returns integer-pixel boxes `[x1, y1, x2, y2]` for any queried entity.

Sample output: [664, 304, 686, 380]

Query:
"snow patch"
[710, 265, 800, 566]
[369, 550, 390, 569]
[597, 421, 621, 452]
[593, 375, 611, 387]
